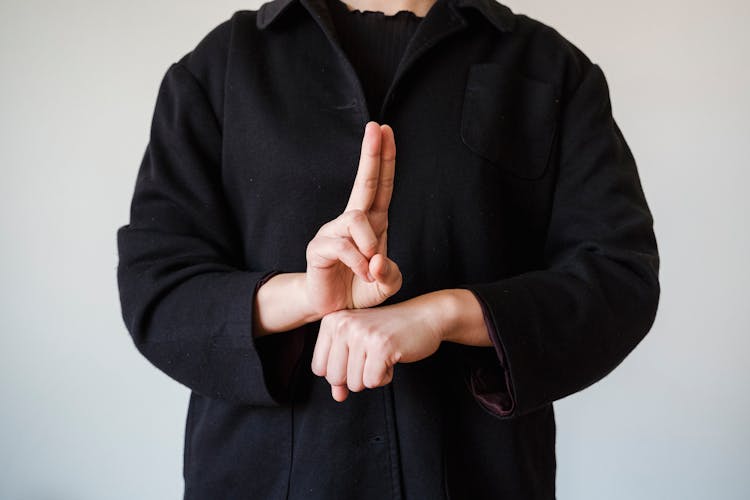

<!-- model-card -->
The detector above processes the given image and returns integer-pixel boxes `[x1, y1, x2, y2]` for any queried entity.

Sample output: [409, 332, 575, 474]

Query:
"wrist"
[415, 289, 463, 344]
[294, 272, 324, 323]
[431, 288, 493, 347]
[255, 272, 322, 335]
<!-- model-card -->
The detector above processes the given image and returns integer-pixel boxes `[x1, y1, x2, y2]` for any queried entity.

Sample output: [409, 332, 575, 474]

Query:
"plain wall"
[1, 0, 748, 498]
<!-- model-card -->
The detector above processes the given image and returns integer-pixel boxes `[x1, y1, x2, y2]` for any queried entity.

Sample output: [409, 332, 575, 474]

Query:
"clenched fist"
[310, 296, 445, 403]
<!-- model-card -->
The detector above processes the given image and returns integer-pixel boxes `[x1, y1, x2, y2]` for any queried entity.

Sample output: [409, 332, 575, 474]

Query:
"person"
[115, 0, 660, 498]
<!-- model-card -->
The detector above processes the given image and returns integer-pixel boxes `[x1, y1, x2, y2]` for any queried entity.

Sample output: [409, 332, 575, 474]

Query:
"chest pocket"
[460, 63, 560, 180]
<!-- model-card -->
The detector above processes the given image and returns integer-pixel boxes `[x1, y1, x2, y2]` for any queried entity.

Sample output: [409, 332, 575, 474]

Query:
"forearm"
[253, 272, 322, 337]
[254, 275, 492, 344]
[423, 289, 494, 347]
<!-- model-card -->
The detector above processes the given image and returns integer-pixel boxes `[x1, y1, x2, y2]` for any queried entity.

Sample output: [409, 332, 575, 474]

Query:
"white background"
[1, 0, 748, 498]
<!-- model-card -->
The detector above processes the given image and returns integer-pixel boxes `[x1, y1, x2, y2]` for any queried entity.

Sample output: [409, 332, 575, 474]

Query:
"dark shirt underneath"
[326, 0, 423, 122]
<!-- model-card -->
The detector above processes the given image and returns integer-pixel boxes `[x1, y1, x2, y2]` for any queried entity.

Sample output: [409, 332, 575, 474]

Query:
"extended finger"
[345, 121, 382, 213]
[371, 124, 396, 215]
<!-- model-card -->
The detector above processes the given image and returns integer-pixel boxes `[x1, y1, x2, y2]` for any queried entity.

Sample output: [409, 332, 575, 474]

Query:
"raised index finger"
[345, 121, 382, 213]
[371, 124, 395, 215]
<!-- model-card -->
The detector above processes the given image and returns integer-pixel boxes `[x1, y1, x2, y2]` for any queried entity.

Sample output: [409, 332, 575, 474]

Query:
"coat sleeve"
[116, 60, 305, 406]
[463, 291, 515, 417]
[456, 59, 660, 419]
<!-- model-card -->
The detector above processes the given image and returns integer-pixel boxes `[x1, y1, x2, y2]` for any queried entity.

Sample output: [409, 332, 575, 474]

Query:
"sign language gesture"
[311, 296, 445, 403]
[304, 121, 403, 316]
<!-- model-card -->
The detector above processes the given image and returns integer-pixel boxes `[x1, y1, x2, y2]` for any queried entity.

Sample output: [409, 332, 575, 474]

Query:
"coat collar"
[256, 0, 516, 33]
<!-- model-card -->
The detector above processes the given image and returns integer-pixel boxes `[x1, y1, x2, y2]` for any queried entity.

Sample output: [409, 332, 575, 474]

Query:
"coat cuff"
[252, 270, 308, 405]
[461, 288, 516, 418]
[124, 268, 296, 406]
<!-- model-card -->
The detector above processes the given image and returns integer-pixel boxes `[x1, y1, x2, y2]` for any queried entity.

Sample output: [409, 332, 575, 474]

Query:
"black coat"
[116, 0, 660, 498]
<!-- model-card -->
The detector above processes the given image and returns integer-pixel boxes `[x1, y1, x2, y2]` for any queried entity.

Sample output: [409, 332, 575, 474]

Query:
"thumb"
[370, 254, 403, 296]
[332, 384, 349, 402]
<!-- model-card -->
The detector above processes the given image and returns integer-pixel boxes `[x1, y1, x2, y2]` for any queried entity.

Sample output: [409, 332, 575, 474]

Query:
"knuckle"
[367, 331, 393, 352]
[335, 311, 354, 331]
[347, 379, 364, 392]
[348, 326, 365, 344]
[362, 176, 379, 190]
[347, 209, 367, 224]
[327, 311, 348, 337]
[319, 313, 331, 329]
[334, 238, 351, 254]
[362, 239, 378, 255]
[363, 373, 379, 389]
[360, 255, 371, 268]
[318, 220, 333, 235]
[305, 239, 320, 260]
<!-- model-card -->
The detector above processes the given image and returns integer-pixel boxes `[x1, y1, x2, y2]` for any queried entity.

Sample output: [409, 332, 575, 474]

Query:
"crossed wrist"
[296, 272, 325, 324]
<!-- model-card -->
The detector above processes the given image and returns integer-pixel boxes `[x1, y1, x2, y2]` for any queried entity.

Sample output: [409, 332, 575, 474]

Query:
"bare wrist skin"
[253, 275, 493, 347]
[427, 289, 493, 347]
[253, 272, 322, 337]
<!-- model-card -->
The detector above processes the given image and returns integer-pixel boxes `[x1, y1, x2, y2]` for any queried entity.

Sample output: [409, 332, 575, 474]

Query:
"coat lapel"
[257, 0, 500, 122]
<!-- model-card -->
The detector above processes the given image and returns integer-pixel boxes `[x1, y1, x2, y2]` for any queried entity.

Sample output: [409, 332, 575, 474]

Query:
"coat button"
[368, 435, 384, 444]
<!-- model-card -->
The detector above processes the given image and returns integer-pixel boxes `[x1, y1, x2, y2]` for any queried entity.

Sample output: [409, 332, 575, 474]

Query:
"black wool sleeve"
[116, 60, 295, 406]
[457, 59, 660, 418]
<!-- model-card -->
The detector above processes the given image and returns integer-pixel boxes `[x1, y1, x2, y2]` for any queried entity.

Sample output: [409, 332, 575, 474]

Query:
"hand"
[304, 121, 403, 317]
[311, 295, 445, 402]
